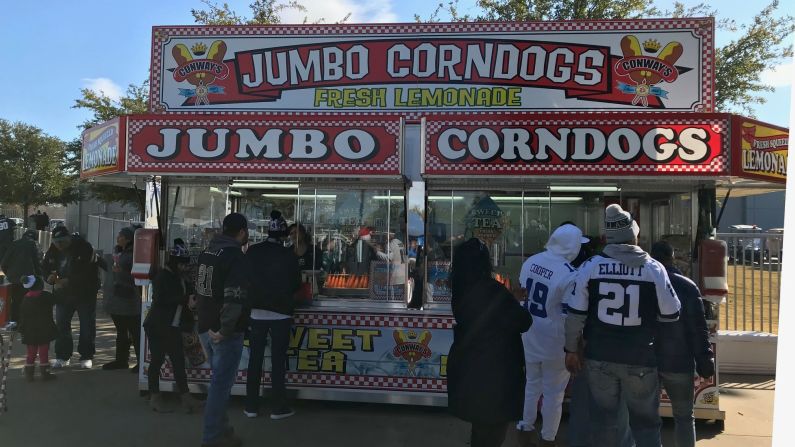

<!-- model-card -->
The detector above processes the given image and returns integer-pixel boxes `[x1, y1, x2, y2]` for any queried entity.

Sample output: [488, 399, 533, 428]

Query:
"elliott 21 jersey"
[567, 254, 680, 367]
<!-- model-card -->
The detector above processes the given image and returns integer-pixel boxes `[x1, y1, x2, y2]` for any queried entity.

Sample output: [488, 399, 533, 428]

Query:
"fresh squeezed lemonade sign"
[80, 118, 123, 178]
[732, 116, 788, 183]
[151, 19, 713, 112]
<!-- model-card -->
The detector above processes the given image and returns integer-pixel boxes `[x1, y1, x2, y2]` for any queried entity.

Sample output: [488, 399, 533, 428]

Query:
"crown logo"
[191, 43, 207, 56]
[643, 39, 661, 53]
[407, 330, 417, 340]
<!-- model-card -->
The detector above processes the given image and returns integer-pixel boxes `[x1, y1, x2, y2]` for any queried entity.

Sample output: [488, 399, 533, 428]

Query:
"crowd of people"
[447, 203, 715, 447]
[0, 203, 716, 447]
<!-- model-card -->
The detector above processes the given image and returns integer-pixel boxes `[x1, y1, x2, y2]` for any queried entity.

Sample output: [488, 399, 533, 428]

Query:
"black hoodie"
[196, 234, 248, 336]
[245, 237, 300, 316]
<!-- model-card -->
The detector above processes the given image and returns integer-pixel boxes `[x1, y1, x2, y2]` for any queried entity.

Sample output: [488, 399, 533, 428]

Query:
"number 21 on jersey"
[597, 281, 641, 326]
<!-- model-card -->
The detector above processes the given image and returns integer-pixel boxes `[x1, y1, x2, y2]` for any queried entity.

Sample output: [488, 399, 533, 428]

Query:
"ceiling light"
[549, 186, 620, 192]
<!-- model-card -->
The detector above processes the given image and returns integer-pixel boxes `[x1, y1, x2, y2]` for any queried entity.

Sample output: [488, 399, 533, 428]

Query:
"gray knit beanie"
[604, 204, 639, 244]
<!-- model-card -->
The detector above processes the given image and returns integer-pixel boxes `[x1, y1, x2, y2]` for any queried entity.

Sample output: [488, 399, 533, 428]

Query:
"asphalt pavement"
[0, 313, 775, 447]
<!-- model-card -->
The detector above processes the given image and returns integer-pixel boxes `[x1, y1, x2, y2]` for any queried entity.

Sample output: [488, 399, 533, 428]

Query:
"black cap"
[52, 226, 70, 241]
[118, 227, 135, 241]
[651, 240, 674, 262]
[222, 213, 248, 235]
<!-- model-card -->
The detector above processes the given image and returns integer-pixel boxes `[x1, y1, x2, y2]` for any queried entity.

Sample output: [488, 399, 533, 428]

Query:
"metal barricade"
[716, 231, 783, 334]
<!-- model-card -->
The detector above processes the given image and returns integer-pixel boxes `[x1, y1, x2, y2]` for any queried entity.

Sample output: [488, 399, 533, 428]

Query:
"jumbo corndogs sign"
[150, 19, 714, 113]
[423, 113, 730, 176]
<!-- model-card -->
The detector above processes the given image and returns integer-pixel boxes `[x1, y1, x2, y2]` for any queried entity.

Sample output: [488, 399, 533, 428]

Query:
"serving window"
[232, 185, 409, 304]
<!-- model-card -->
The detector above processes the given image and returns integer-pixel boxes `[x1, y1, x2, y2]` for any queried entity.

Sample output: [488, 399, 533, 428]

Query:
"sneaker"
[80, 359, 93, 369]
[516, 428, 538, 447]
[243, 410, 258, 418]
[149, 393, 173, 413]
[200, 435, 242, 447]
[101, 360, 129, 370]
[130, 364, 139, 373]
[180, 393, 204, 414]
[51, 359, 70, 368]
[270, 407, 295, 420]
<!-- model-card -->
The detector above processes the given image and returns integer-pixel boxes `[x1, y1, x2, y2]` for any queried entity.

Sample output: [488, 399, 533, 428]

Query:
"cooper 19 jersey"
[519, 250, 577, 361]
[567, 254, 680, 367]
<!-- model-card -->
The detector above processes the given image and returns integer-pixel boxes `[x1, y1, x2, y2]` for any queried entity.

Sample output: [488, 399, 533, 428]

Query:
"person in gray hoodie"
[564, 204, 681, 447]
[102, 227, 142, 372]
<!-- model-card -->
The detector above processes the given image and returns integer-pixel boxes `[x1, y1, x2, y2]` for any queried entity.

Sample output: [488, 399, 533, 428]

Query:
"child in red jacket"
[19, 275, 59, 381]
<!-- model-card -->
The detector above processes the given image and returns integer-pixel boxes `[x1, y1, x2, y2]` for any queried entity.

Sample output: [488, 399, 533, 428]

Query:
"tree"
[0, 120, 79, 221]
[72, 81, 149, 210]
[191, 0, 308, 25]
[427, 0, 794, 116]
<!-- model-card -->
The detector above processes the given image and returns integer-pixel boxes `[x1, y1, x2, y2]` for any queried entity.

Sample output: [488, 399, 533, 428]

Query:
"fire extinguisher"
[131, 228, 160, 286]
[698, 239, 729, 305]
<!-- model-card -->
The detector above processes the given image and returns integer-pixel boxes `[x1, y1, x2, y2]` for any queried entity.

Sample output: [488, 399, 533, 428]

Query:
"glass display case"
[174, 184, 411, 305]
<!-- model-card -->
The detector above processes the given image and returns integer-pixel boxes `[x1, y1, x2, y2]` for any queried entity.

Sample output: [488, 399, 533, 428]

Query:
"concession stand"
[77, 18, 786, 422]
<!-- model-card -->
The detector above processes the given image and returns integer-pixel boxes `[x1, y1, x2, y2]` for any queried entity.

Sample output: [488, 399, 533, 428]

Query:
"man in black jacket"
[197, 213, 249, 447]
[45, 227, 101, 369]
[651, 241, 715, 447]
[243, 210, 300, 420]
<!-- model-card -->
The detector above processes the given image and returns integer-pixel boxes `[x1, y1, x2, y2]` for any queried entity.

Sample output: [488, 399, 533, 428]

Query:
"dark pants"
[470, 422, 508, 447]
[245, 318, 292, 413]
[9, 283, 25, 323]
[146, 327, 188, 393]
[110, 314, 141, 363]
[54, 301, 97, 361]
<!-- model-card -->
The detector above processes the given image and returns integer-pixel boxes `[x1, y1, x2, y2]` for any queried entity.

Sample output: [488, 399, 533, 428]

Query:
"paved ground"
[0, 313, 775, 447]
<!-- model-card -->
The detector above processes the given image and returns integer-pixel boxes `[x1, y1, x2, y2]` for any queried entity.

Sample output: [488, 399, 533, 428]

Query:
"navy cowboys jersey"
[567, 254, 680, 367]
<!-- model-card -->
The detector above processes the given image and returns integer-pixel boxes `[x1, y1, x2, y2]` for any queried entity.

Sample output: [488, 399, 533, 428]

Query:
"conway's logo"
[170, 41, 229, 105]
[392, 329, 433, 375]
[615, 36, 683, 107]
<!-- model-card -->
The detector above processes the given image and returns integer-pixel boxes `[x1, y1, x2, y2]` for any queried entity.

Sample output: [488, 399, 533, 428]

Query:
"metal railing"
[716, 232, 783, 334]
[86, 215, 144, 255]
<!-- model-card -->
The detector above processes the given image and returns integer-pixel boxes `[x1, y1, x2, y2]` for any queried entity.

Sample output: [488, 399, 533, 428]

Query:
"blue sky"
[1, 0, 792, 141]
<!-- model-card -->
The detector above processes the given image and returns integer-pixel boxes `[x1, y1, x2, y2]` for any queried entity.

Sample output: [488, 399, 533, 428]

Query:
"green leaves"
[0, 120, 78, 213]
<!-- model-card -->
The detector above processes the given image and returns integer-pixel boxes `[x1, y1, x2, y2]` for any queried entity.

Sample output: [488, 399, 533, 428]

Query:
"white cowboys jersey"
[519, 250, 578, 361]
[567, 254, 680, 367]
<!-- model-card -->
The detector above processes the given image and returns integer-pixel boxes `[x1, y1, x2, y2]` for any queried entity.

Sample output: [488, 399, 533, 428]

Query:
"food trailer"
[77, 18, 788, 422]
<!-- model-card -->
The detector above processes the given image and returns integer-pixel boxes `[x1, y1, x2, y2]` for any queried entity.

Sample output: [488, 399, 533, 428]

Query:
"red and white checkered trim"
[425, 117, 728, 134]
[293, 312, 455, 329]
[127, 152, 400, 173]
[152, 365, 447, 392]
[424, 154, 727, 175]
[128, 118, 400, 135]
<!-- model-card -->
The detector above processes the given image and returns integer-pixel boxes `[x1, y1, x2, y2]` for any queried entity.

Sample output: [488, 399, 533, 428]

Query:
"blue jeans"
[200, 332, 244, 444]
[54, 301, 97, 361]
[660, 372, 696, 447]
[568, 366, 635, 447]
[245, 318, 292, 413]
[586, 360, 661, 447]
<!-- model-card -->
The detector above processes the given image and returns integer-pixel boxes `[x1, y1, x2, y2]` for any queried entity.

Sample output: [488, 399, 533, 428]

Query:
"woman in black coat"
[143, 246, 202, 413]
[447, 238, 532, 447]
